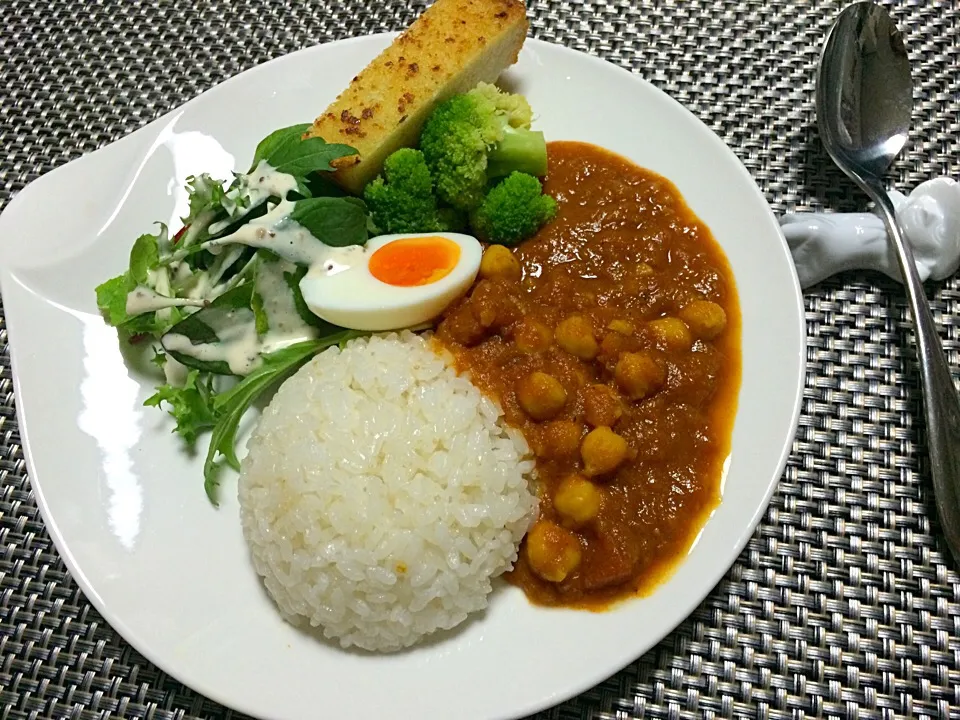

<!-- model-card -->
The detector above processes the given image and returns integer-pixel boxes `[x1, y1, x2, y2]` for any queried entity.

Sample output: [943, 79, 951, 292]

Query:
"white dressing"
[181, 208, 218, 248]
[208, 200, 330, 266]
[183, 271, 214, 301]
[254, 258, 318, 352]
[158, 256, 322, 377]
[125, 286, 207, 316]
[209, 162, 299, 235]
[308, 245, 368, 279]
[208, 245, 246, 287]
[148, 266, 174, 325]
[162, 354, 190, 388]
[243, 161, 299, 209]
[162, 306, 262, 376]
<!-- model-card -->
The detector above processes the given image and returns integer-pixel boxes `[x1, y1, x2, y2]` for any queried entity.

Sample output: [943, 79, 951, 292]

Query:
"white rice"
[237, 331, 537, 652]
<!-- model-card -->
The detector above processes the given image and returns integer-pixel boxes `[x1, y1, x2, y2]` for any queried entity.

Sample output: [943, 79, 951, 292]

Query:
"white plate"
[0, 34, 805, 720]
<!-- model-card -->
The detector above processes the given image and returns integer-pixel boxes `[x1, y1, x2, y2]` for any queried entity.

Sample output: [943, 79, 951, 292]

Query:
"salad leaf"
[168, 197, 367, 267]
[250, 253, 273, 336]
[123, 306, 185, 337]
[161, 283, 256, 375]
[289, 196, 369, 247]
[185, 174, 227, 221]
[96, 273, 136, 327]
[151, 349, 167, 369]
[250, 124, 358, 178]
[195, 199, 271, 247]
[282, 264, 339, 331]
[96, 275, 184, 338]
[95, 273, 184, 337]
[202, 330, 364, 504]
[164, 282, 254, 344]
[144, 369, 218, 445]
[251, 283, 269, 336]
[129, 231, 161, 284]
[302, 172, 349, 199]
[96, 225, 172, 330]
[250, 124, 310, 169]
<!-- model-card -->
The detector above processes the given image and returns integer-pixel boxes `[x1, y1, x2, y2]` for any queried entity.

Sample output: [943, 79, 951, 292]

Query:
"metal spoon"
[817, 1, 960, 565]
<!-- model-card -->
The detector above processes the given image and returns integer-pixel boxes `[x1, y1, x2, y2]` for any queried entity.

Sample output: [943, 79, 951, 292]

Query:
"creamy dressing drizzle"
[208, 200, 331, 266]
[162, 307, 261, 376]
[148, 267, 173, 324]
[183, 271, 214, 302]
[209, 162, 298, 235]
[182, 208, 217, 247]
[125, 286, 207, 316]
[208, 245, 245, 286]
[142, 162, 366, 377]
[170, 261, 193, 285]
[158, 259, 323, 376]
[207, 217, 229, 237]
[306, 245, 368, 280]
[255, 258, 319, 352]
[244, 160, 299, 208]
[162, 354, 190, 388]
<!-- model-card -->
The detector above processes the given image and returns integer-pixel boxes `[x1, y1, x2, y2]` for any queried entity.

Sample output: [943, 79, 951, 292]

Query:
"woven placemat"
[2, 1, 959, 718]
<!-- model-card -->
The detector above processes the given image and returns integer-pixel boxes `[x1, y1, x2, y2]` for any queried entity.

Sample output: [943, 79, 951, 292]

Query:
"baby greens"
[95, 124, 370, 504]
[161, 283, 257, 376]
[95, 225, 188, 335]
[288, 197, 370, 247]
[251, 123, 356, 177]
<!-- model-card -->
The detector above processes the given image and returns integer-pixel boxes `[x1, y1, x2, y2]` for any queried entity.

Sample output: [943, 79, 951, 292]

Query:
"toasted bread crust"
[306, 0, 528, 194]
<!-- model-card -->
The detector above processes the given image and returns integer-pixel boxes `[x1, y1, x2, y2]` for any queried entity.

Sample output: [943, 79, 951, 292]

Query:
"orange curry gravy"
[435, 141, 741, 609]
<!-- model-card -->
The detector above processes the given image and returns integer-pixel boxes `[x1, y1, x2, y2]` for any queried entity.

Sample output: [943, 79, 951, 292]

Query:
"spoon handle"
[869, 181, 960, 565]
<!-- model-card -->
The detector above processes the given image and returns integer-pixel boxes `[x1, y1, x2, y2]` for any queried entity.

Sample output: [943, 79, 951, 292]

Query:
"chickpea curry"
[435, 141, 742, 609]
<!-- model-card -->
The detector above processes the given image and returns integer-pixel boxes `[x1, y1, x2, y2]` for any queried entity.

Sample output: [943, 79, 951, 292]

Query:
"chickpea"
[514, 319, 553, 352]
[600, 331, 628, 360]
[470, 280, 520, 330]
[581, 426, 630, 477]
[555, 314, 599, 360]
[582, 384, 624, 427]
[516, 371, 567, 420]
[619, 278, 640, 298]
[477, 307, 497, 328]
[679, 300, 727, 340]
[540, 420, 583, 458]
[648, 316, 693, 351]
[614, 351, 666, 400]
[441, 304, 486, 346]
[525, 520, 582, 582]
[607, 319, 634, 335]
[553, 474, 603, 527]
[478, 244, 522, 282]
[636, 262, 654, 276]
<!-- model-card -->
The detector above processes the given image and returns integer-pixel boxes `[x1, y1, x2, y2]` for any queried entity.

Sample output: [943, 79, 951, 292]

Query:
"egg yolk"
[368, 236, 461, 287]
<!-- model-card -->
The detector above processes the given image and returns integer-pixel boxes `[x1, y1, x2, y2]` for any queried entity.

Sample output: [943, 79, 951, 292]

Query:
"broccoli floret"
[437, 207, 466, 232]
[420, 83, 548, 211]
[469, 82, 534, 128]
[364, 148, 463, 234]
[470, 172, 557, 245]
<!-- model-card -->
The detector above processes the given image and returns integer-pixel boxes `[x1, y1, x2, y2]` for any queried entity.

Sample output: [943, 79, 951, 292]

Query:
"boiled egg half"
[299, 232, 483, 331]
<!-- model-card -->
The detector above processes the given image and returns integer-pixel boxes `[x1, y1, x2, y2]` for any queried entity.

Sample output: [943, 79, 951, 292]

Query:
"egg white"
[299, 232, 483, 332]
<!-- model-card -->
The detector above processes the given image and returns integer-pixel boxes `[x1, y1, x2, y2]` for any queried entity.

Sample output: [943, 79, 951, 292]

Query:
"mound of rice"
[238, 331, 537, 652]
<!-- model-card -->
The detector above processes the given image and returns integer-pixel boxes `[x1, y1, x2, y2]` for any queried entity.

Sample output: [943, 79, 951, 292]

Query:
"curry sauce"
[436, 141, 741, 609]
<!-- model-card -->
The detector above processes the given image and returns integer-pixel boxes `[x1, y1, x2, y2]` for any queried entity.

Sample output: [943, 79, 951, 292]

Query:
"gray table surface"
[1, 1, 959, 718]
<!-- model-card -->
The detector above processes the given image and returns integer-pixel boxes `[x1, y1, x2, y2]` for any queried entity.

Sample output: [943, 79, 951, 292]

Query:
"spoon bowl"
[817, 2, 912, 182]
[817, 1, 960, 567]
